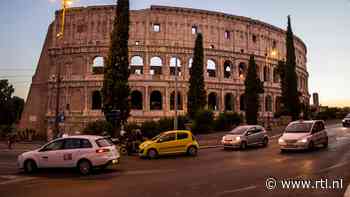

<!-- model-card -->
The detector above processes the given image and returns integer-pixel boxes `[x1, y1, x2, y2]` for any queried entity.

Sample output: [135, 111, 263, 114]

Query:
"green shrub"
[124, 122, 141, 134]
[214, 112, 241, 131]
[83, 120, 113, 136]
[192, 110, 214, 134]
[140, 120, 160, 138]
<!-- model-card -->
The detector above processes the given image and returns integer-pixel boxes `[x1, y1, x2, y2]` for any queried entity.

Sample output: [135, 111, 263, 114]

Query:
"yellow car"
[139, 130, 199, 159]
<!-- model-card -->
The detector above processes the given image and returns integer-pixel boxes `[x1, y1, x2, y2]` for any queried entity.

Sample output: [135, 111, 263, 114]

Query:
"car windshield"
[151, 134, 161, 141]
[285, 123, 313, 133]
[229, 127, 249, 135]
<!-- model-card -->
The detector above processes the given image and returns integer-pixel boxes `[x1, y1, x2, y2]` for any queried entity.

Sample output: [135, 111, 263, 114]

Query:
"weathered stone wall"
[19, 5, 310, 136]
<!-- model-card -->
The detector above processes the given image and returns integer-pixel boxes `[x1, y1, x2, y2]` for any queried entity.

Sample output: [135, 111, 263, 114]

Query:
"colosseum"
[19, 5, 310, 137]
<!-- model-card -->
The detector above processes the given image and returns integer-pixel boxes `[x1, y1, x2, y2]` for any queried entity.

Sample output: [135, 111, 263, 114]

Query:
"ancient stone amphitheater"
[19, 5, 310, 137]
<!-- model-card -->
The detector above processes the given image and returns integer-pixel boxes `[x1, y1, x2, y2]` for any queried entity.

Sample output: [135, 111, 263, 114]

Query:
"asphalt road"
[0, 123, 350, 197]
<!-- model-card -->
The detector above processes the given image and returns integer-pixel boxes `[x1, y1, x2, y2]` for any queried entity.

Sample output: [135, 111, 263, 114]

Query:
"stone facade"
[19, 5, 310, 137]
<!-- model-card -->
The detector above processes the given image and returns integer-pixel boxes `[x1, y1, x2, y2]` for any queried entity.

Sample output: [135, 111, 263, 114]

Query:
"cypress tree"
[188, 33, 207, 118]
[244, 56, 264, 125]
[284, 15, 300, 120]
[102, 0, 130, 136]
[276, 60, 288, 114]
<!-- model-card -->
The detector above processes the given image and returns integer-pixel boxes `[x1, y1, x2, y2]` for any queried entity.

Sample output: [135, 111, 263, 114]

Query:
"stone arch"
[150, 90, 162, 110]
[170, 91, 183, 110]
[207, 59, 217, 77]
[239, 62, 247, 79]
[265, 95, 273, 112]
[224, 93, 234, 111]
[263, 66, 270, 82]
[91, 90, 102, 110]
[92, 56, 104, 75]
[273, 68, 279, 83]
[131, 90, 143, 110]
[150, 56, 163, 75]
[240, 94, 246, 111]
[224, 60, 233, 78]
[130, 56, 144, 75]
[208, 92, 218, 111]
[169, 57, 182, 76]
[275, 96, 282, 113]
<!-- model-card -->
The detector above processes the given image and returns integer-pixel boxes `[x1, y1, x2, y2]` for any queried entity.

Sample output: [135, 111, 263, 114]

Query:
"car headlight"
[222, 136, 225, 141]
[278, 138, 285, 143]
[236, 136, 241, 141]
[298, 138, 308, 143]
[343, 119, 346, 122]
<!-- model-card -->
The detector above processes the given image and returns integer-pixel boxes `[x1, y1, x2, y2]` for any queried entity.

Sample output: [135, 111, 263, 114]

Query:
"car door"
[255, 127, 265, 143]
[157, 133, 177, 154]
[246, 127, 258, 145]
[60, 138, 83, 167]
[311, 122, 321, 145]
[36, 139, 65, 168]
[176, 132, 190, 153]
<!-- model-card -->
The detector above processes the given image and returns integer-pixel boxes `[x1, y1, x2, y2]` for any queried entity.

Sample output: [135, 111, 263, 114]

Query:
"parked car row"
[17, 120, 331, 176]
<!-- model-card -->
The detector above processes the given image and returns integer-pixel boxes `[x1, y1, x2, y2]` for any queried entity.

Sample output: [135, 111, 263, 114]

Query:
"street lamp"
[52, 0, 73, 138]
[56, 0, 73, 38]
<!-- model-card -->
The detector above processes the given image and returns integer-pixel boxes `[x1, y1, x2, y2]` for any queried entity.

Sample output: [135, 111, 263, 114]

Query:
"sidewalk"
[0, 141, 43, 153]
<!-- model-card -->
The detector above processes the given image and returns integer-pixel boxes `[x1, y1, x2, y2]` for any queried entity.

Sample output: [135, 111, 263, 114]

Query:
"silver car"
[342, 113, 350, 127]
[221, 125, 269, 150]
[278, 120, 328, 152]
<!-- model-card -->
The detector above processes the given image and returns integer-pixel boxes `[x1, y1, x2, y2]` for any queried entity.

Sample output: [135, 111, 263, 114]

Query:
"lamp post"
[53, 0, 73, 138]
[174, 57, 179, 130]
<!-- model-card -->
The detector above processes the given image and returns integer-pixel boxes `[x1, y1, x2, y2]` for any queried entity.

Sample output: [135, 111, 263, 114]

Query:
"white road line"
[217, 185, 257, 196]
[317, 161, 349, 173]
[0, 177, 37, 185]
[345, 184, 350, 197]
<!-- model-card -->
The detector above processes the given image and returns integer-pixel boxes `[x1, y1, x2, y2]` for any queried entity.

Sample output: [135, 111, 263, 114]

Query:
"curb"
[200, 145, 222, 149]
[345, 184, 350, 197]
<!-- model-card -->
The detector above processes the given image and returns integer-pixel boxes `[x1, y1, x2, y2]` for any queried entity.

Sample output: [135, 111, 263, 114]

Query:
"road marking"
[217, 185, 257, 196]
[345, 184, 350, 197]
[317, 161, 349, 173]
[123, 169, 177, 175]
[0, 176, 38, 185]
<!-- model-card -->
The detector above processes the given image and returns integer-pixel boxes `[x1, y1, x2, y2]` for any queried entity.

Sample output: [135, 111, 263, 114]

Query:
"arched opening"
[224, 60, 233, 78]
[150, 57, 162, 75]
[92, 56, 104, 75]
[91, 91, 102, 110]
[273, 68, 279, 83]
[207, 59, 216, 78]
[188, 58, 193, 68]
[131, 90, 143, 110]
[170, 57, 181, 76]
[225, 93, 234, 111]
[239, 62, 247, 79]
[150, 91, 162, 110]
[275, 96, 282, 113]
[265, 95, 273, 112]
[130, 56, 143, 75]
[208, 92, 218, 111]
[240, 94, 246, 111]
[170, 92, 183, 110]
[264, 66, 270, 82]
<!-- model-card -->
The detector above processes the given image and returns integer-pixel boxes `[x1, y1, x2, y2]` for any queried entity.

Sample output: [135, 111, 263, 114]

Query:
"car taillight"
[96, 148, 110, 153]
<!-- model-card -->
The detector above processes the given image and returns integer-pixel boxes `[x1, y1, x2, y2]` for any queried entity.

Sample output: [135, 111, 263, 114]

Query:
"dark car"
[343, 113, 350, 127]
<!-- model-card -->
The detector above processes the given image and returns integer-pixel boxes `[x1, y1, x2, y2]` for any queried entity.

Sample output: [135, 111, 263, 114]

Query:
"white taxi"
[17, 135, 120, 175]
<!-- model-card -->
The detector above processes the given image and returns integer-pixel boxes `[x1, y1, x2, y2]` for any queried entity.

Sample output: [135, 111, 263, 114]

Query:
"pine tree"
[188, 33, 207, 118]
[284, 15, 300, 120]
[244, 56, 264, 125]
[276, 60, 288, 115]
[102, 0, 130, 136]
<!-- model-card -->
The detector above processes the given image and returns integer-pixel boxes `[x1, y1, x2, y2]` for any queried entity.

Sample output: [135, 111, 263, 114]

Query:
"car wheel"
[262, 138, 269, 147]
[187, 146, 198, 156]
[24, 160, 37, 174]
[308, 141, 315, 151]
[78, 160, 92, 175]
[147, 149, 158, 159]
[240, 141, 247, 150]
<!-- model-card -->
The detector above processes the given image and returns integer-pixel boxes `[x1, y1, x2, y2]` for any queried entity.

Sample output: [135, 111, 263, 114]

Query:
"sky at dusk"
[0, 0, 349, 107]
